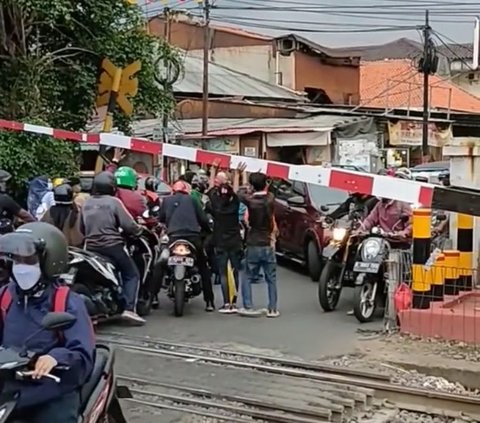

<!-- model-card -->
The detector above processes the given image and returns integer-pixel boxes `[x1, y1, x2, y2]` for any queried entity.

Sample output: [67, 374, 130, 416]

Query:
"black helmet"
[145, 176, 159, 192]
[53, 183, 73, 204]
[92, 171, 117, 196]
[0, 222, 68, 292]
[191, 175, 208, 194]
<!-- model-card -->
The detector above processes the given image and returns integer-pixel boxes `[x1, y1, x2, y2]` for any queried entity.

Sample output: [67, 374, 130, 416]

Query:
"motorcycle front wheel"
[173, 279, 186, 317]
[353, 278, 377, 323]
[318, 261, 342, 312]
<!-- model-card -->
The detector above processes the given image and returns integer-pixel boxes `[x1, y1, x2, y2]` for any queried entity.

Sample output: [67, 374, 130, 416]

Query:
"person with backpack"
[0, 222, 95, 423]
[0, 170, 35, 224]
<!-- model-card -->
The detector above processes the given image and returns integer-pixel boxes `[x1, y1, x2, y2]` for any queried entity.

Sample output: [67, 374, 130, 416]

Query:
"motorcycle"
[0, 312, 130, 423]
[63, 226, 158, 320]
[318, 212, 362, 312]
[352, 217, 410, 323]
[162, 239, 203, 317]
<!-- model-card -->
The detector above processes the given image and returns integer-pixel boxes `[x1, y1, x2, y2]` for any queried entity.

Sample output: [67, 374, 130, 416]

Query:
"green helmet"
[115, 166, 137, 189]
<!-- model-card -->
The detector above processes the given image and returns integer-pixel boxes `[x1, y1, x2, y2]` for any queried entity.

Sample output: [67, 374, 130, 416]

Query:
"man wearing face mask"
[0, 169, 35, 224]
[0, 222, 94, 423]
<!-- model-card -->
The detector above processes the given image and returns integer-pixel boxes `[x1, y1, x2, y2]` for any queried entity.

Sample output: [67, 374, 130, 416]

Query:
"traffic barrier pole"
[457, 214, 474, 291]
[431, 253, 445, 301]
[443, 250, 460, 295]
[412, 208, 432, 309]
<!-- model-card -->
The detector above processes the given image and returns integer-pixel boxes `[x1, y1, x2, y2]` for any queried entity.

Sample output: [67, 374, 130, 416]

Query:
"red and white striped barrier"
[0, 118, 435, 206]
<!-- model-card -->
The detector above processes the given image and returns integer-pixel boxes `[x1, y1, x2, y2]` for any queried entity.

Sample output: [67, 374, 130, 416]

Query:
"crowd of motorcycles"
[0, 203, 213, 423]
[317, 208, 447, 323]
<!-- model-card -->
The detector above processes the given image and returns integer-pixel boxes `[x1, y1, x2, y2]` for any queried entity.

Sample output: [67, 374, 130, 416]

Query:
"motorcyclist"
[328, 192, 378, 221]
[80, 171, 146, 325]
[0, 170, 35, 223]
[41, 183, 83, 247]
[0, 222, 94, 423]
[106, 148, 146, 219]
[143, 176, 160, 209]
[359, 169, 413, 238]
[191, 175, 208, 208]
[159, 180, 215, 311]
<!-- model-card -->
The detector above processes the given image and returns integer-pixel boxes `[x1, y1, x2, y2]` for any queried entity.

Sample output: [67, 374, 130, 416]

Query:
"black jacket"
[328, 195, 378, 220]
[159, 192, 210, 239]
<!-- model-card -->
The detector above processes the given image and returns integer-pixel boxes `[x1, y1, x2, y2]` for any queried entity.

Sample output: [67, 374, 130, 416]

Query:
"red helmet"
[172, 180, 191, 194]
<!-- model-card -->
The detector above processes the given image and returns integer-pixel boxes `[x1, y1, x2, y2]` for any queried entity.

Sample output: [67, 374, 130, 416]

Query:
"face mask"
[12, 263, 41, 291]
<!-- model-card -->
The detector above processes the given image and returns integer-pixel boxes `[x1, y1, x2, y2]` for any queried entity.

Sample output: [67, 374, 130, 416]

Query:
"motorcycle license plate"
[353, 262, 380, 273]
[168, 256, 194, 266]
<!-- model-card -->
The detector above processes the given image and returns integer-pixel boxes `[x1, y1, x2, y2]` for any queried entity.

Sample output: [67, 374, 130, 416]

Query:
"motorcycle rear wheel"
[318, 261, 342, 312]
[353, 279, 377, 323]
[174, 279, 186, 317]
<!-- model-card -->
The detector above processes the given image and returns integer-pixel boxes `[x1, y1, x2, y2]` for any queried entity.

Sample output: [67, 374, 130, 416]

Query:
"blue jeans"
[91, 244, 140, 311]
[242, 246, 278, 310]
[216, 248, 243, 305]
[15, 390, 80, 423]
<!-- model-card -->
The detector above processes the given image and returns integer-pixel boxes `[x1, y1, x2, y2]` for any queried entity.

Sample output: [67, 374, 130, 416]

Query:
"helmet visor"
[0, 233, 40, 265]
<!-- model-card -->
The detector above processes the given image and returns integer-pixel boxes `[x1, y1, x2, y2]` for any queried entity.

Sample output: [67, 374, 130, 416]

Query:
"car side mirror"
[287, 195, 305, 207]
[41, 312, 76, 331]
[320, 205, 329, 212]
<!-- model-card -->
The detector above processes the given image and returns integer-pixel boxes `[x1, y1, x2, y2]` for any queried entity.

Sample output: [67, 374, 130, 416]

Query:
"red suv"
[269, 179, 348, 281]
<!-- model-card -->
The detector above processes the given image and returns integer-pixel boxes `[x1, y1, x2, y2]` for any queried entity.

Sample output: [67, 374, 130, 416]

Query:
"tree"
[0, 0, 180, 195]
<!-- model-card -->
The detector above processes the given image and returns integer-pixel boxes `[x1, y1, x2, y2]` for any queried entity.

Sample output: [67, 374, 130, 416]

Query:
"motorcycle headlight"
[332, 227, 347, 242]
[362, 239, 381, 260]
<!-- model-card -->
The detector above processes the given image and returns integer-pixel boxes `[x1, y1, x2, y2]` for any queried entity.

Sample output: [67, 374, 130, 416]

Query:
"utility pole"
[421, 10, 431, 162]
[162, 7, 172, 144]
[202, 0, 211, 136]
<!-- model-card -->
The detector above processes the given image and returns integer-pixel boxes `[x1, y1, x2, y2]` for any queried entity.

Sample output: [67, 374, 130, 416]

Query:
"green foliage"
[0, 131, 79, 199]
[0, 0, 180, 194]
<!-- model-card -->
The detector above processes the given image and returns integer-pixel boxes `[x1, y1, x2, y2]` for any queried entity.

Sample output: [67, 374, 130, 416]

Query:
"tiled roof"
[360, 59, 480, 114]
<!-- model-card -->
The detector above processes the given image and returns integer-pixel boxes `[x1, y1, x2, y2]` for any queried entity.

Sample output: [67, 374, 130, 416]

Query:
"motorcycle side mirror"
[41, 312, 77, 331]
[436, 214, 447, 222]
[320, 205, 329, 212]
[142, 210, 150, 219]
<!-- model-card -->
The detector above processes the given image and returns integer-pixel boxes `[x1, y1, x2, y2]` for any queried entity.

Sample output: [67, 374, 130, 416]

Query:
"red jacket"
[106, 163, 146, 219]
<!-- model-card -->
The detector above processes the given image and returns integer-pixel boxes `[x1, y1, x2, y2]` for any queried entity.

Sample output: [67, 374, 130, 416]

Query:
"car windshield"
[307, 184, 348, 211]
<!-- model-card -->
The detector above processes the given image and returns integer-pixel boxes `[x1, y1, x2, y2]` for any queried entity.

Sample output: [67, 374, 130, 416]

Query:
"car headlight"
[362, 239, 381, 260]
[332, 227, 347, 242]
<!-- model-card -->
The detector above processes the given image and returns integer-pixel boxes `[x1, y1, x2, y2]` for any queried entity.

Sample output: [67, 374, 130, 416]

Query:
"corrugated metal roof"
[132, 115, 371, 138]
[173, 54, 305, 101]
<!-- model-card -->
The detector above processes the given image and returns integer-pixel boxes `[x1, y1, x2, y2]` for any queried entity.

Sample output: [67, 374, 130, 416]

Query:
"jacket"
[159, 192, 210, 239]
[80, 195, 142, 248]
[361, 199, 412, 237]
[329, 195, 379, 220]
[207, 188, 241, 250]
[41, 208, 84, 247]
[2, 283, 95, 409]
[106, 163, 146, 219]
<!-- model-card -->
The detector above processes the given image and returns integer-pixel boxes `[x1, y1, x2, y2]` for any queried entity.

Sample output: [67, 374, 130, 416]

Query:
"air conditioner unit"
[276, 38, 297, 56]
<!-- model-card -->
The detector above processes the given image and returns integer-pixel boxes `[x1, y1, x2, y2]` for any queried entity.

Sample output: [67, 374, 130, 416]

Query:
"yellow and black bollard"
[457, 214, 474, 291]
[443, 250, 460, 295]
[431, 253, 445, 301]
[412, 208, 432, 309]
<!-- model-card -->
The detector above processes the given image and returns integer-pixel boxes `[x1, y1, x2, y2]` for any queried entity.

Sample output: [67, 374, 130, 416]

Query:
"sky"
[142, 0, 480, 48]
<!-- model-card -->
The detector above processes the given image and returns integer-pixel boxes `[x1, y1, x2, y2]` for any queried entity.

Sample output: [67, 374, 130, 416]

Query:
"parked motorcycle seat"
[80, 346, 109, 412]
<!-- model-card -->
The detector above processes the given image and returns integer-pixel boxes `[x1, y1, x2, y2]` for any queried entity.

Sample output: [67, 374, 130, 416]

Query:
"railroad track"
[100, 331, 480, 421]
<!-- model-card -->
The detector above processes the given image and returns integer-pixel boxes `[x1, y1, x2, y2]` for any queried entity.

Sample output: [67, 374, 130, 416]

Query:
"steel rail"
[98, 332, 389, 381]
[124, 397, 254, 423]
[127, 387, 329, 423]
[108, 339, 480, 419]
[119, 374, 336, 421]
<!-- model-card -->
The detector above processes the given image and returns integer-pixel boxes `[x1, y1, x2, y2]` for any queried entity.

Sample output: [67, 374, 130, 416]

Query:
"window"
[308, 184, 348, 208]
[270, 179, 306, 201]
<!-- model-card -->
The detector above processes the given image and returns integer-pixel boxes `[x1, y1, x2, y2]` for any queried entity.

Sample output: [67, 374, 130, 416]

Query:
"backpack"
[0, 285, 70, 344]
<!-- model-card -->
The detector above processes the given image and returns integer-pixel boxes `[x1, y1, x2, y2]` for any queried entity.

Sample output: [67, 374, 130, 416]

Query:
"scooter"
[0, 312, 130, 423]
